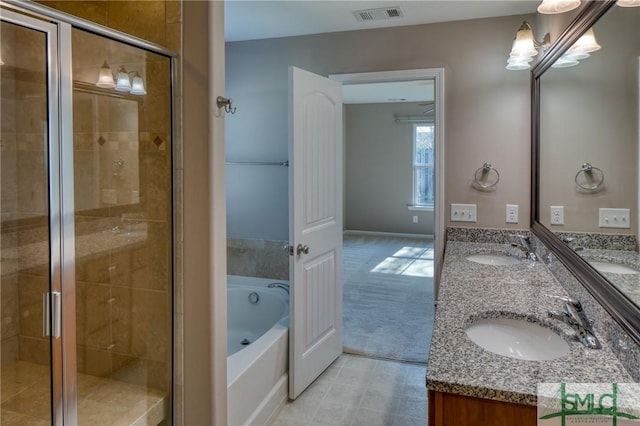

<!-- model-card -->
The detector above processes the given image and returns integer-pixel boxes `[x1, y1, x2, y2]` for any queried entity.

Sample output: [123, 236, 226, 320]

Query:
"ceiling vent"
[353, 6, 404, 22]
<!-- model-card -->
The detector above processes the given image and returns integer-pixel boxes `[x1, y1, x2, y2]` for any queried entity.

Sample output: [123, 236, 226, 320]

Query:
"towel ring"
[575, 163, 604, 191]
[473, 163, 500, 189]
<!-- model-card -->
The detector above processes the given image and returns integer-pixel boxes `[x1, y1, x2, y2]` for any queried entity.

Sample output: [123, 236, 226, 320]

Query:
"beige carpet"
[342, 234, 435, 364]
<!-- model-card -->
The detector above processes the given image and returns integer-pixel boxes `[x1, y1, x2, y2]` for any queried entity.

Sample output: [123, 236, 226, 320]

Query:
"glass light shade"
[551, 56, 579, 68]
[115, 66, 132, 92]
[506, 57, 532, 70]
[537, 0, 581, 14]
[510, 26, 538, 59]
[568, 28, 601, 54]
[563, 51, 590, 60]
[617, 0, 640, 6]
[130, 73, 147, 95]
[96, 61, 115, 88]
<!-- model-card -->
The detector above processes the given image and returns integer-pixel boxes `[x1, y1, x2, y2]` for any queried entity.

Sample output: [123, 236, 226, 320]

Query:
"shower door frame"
[0, 6, 73, 423]
[1, 1, 178, 424]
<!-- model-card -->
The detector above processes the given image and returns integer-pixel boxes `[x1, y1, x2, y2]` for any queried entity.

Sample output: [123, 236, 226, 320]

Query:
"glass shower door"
[0, 10, 57, 425]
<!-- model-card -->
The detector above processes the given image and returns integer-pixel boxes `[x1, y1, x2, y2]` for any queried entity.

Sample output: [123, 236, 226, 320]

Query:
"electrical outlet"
[599, 208, 630, 229]
[412, 215, 418, 223]
[550, 206, 564, 225]
[506, 204, 519, 224]
[451, 203, 477, 223]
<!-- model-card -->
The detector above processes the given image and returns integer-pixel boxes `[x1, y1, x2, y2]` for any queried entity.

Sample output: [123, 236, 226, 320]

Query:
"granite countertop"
[577, 248, 640, 305]
[426, 241, 634, 406]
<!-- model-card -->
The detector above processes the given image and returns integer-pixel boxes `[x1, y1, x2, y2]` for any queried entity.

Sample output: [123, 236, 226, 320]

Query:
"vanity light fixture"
[506, 21, 550, 70]
[96, 60, 116, 88]
[96, 62, 146, 95]
[552, 28, 602, 68]
[617, 0, 640, 6]
[537, 0, 581, 14]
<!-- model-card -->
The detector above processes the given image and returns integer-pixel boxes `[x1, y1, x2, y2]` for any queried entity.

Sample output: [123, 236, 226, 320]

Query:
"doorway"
[331, 68, 444, 363]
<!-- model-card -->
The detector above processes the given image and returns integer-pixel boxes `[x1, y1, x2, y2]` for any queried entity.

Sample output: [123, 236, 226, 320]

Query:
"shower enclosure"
[1, 2, 175, 424]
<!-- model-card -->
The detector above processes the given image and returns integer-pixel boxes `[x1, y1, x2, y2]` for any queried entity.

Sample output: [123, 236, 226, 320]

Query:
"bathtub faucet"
[268, 283, 289, 294]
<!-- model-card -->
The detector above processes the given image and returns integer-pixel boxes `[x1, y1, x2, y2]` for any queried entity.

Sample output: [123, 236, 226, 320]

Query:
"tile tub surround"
[227, 238, 289, 280]
[426, 241, 634, 406]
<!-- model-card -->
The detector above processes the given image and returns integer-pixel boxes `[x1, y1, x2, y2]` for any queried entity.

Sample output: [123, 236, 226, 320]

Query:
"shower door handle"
[42, 292, 61, 338]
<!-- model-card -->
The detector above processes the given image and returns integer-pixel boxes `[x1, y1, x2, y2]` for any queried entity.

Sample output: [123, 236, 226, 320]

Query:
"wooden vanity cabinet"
[428, 390, 537, 426]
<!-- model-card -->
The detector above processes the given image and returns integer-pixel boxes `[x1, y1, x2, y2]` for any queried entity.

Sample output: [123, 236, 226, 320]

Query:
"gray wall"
[345, 102, 435, 234]
[226, 14, 534, 240]
[539, 6, 639, 234]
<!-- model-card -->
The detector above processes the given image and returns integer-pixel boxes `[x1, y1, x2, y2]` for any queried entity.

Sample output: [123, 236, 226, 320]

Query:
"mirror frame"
[531, 0, 640, 347]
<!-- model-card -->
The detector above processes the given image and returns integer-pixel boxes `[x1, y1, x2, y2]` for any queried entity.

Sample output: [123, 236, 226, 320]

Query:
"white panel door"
[289, 67, 343, 400]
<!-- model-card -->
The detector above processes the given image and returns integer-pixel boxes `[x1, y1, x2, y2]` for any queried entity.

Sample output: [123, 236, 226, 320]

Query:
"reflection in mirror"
[538, 5, 640, 306]
[73, 85, 140, 210]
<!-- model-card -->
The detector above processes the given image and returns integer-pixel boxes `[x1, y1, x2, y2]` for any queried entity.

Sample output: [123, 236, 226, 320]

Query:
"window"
[413, 124, 435, 207]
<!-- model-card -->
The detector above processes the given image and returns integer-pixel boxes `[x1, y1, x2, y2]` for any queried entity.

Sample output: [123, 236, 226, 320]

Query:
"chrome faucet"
[562, 237, 584, 252]
[268, 283, 289, 294]
[547, 295, 601, 349]
[511, 235, 537, 261]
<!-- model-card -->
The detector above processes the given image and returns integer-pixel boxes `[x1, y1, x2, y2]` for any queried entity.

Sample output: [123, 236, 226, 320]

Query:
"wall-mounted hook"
[216, 96, 236, 116]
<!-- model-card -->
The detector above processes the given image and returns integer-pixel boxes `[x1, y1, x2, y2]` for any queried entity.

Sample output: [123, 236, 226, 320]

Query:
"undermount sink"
[589, 261, 639, 275]
[465, 254, 520, 266]
[465, 317, 570, 361]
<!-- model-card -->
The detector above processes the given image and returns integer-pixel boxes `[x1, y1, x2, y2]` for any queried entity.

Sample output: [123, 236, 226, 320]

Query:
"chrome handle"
[43, 292, 61, 338]
[546, 294, 581, 308]
[51, 291, 61, 338]
[296, 244, 310, 255]
[43, 293, 50, 337]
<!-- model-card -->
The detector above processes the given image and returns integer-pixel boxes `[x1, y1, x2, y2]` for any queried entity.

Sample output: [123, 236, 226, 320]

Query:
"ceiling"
[225, 0, 539, 42]
[225, 1, 539, 104]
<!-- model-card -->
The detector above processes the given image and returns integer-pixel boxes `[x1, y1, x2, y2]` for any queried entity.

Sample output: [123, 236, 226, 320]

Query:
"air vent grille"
[353, 6, 404, 22]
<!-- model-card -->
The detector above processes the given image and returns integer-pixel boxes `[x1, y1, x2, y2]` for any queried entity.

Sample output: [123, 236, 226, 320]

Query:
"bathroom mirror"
[532, 0, 640, 345]
[73, 82, 141, 210]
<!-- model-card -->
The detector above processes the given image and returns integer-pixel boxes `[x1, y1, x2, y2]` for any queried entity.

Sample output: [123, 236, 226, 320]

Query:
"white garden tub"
[227, 275, 289, 426]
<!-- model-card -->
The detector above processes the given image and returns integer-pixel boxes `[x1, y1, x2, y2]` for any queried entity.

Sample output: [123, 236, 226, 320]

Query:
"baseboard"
[344, 230, 434, 240]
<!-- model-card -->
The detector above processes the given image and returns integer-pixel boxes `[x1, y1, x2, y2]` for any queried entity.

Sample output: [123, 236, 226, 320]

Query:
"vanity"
[427, 231, 633, 426]
[427, 1, 640, 424]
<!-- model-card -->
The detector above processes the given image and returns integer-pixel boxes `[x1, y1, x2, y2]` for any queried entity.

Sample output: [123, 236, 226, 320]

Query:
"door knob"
[296, 244, 310, 255]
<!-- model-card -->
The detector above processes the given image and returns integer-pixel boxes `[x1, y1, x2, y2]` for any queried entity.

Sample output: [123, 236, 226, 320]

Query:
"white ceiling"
[225, 1, 539, 104]
[342, 80, 434, 104]
[225, 0, 539, 42]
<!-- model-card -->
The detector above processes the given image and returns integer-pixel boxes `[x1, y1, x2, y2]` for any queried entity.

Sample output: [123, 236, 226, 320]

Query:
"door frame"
[329, 68, 445, 294]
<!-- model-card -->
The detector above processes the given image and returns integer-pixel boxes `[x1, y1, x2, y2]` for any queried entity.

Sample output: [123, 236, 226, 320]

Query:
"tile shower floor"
[270, 354, 427, 426]
[1, 361, 167, 425]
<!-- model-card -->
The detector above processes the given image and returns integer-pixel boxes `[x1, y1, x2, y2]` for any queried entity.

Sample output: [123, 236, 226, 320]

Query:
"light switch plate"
[451, 203, 477, 222]
[599, 208, 630, 229]
[506, 204, 518, 224]
[550, 206, 564, 225]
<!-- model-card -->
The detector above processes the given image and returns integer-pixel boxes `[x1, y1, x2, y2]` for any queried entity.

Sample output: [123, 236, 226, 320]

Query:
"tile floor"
[1, 361, 167, 425]
[270, 354, 427, 426]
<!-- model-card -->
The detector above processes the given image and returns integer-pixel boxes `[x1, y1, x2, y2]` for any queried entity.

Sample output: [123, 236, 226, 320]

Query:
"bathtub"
[227, 275, 289, 426]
